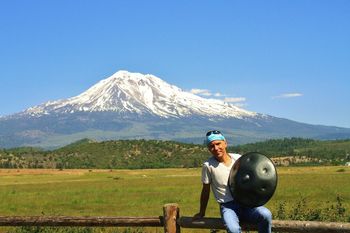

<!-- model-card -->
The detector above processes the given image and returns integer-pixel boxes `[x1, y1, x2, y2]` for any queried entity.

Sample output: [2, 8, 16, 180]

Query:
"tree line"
[1, 137, 349, 169]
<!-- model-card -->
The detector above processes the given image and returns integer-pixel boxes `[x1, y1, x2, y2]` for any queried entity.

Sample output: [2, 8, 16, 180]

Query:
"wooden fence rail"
[0, 216, 163, 227]
[179, 217, 350, 233]
[0, 203, 349, 233]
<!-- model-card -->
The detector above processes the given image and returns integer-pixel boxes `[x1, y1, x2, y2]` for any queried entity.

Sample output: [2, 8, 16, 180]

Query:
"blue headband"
[206, 133, 226, 145]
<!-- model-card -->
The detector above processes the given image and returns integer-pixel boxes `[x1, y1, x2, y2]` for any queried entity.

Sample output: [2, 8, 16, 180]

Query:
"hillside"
[1, 138, 349, 169]
[0, 139, 209, 169]
[233, 138, 350, 158]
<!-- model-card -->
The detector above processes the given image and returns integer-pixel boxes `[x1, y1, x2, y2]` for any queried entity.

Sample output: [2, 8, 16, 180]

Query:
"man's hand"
[192, 212, 205, 221]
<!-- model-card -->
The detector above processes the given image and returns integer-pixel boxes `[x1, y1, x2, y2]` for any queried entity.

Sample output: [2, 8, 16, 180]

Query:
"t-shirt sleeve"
[231, 153, 241, 161]
[201, 163, 211, 184]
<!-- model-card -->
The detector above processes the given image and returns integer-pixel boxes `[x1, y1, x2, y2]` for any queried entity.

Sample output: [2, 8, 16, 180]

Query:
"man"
[193, 130, 272, 233]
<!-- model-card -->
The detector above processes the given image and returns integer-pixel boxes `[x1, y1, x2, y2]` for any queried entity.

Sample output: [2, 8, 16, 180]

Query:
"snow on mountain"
[3, 70, 350, 149]
[20, 70, 257, 119]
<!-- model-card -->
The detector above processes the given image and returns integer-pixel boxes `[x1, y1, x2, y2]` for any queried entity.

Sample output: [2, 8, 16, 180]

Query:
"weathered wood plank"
[0, 216, 163, 227]
[179, 217, 350, 233]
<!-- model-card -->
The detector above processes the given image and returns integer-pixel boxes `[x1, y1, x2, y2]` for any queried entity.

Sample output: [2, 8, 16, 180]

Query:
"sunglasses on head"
[206, 130, 222, 136]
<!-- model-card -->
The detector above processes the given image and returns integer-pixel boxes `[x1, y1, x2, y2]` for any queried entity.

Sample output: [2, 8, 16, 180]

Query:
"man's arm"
[193, 183, 210, 219]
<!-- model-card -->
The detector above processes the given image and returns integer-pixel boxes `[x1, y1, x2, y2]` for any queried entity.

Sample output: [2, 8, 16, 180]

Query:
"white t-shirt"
[201, 153, 241, 203]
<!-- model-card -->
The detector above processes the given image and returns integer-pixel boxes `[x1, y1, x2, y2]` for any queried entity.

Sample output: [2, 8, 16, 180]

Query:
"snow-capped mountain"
[1, 70, 350, 149]
[21, 70, 256, 119]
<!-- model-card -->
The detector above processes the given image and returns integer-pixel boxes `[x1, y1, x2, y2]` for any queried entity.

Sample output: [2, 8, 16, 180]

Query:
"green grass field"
[0, 166, 349, 232]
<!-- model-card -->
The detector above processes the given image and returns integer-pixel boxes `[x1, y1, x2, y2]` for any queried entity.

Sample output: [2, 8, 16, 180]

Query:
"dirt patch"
[271, 156, 318, 166]
[0, 169, 112, 176]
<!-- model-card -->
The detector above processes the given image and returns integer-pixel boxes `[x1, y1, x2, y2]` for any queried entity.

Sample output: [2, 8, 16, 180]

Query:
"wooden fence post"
[163, 203, 180, 233]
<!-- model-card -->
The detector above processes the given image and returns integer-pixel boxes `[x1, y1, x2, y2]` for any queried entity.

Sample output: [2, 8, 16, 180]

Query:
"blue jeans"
[220, 201, 272, 233]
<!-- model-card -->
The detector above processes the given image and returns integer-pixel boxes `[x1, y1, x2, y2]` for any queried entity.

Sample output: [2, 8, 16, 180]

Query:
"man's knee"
[256, 208, 272, 233]
[253, 206, 272, 224]
[260, 208, 272, 223]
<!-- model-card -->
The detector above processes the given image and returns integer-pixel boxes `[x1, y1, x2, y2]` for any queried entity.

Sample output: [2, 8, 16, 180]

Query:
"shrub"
[274, 194, 348, 222]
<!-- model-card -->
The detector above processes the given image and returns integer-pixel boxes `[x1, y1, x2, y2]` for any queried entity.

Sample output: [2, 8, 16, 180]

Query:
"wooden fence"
[0, 203, 349, 233]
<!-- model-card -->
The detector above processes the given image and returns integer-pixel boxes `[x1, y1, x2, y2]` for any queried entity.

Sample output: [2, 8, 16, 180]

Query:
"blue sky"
[1, 1, 349, 128]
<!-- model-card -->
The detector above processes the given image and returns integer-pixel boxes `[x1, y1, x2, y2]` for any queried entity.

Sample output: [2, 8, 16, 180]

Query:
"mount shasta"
[1, 70, 350, 149]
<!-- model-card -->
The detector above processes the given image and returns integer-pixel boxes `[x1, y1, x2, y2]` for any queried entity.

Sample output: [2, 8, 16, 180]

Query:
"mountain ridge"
[1, 70, 350, 149]
[15, 70, 257, 119]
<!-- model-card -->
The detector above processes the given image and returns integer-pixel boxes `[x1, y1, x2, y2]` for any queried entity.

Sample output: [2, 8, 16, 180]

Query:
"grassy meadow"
[0, 166, 349, 232]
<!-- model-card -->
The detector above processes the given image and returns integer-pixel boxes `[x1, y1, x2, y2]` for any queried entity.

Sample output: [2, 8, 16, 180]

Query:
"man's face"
[207, 140, 227, 160]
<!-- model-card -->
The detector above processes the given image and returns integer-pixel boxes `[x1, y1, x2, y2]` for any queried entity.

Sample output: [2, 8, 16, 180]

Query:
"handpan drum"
[228, 152, 277, 207]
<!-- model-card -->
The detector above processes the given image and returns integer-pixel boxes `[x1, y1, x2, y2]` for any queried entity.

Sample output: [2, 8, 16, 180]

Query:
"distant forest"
[1, 137, 349, 169]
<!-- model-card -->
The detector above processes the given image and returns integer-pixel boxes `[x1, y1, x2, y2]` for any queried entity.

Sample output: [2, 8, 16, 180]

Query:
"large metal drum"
[228, 152, 277, 207]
